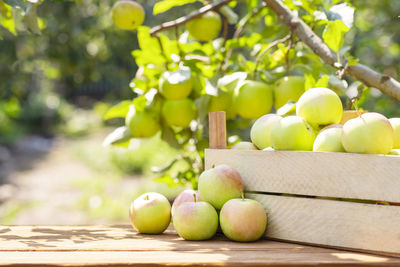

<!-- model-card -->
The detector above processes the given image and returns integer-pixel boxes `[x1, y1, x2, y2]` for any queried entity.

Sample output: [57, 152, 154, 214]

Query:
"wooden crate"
[205, 111, 400, 257]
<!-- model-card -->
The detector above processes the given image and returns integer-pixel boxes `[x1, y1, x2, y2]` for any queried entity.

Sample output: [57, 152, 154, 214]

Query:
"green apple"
[250, 114, 282, 150]
[173, 198, 218, 240]
[159, 69, 192, 100]
[171, 189, 201, 217]
[313, 124, 345, 152]
[220, 198, 267, 242]
[198, 164, 244, 210]
[129, 192, 171, 234]
[342, 112, 394, 154]
[296, 87, 343, 126]
[232, 141, 258, 150]
[389, 118, 400, 148]
[186, 11, 221, 42]
[270, 115, 316, 151]
[208, 91, 236, 119]
[274, 76, 305, 109]
[125, 105, 160, 138]
[234, 81, 273, 119]
[162, 99, 197, 128]
[111, 0, 145, 30]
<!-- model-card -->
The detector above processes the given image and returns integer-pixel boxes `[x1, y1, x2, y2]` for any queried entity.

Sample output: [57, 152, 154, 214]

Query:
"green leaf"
[195, 94, 211, 126]
[346, 56, 358, 66]
[0, 2, 16, 35]
[219, 5, 238, 24]
[131, 26, 166, 66]
[276, 101, 296, 116]
[161, 126, 180, 149]
[104, 100, 132, 120]
[322, 20, 349, 52]
[132, 95, 147, 112]
[153, 0, 198, 15]
[217, 72, 247, 92]
[328, 3, 354, 28]
[23, 3, 40, 34]
[304, 73, 316, 91]
[102, 126, 133, 147]
[151, 158, 179, 173]
[315, 75, 329, 87]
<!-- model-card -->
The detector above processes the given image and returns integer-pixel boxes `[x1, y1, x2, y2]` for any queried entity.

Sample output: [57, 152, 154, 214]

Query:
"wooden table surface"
[0, 225, 399, 266]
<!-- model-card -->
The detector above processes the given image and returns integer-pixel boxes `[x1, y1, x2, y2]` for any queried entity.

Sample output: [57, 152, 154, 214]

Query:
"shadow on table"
[0, 225, 394, 265]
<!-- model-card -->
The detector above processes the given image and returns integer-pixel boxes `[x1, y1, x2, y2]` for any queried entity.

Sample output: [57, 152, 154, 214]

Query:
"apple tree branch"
[263, 0, 400, 102]
[150, 0, 234, 37]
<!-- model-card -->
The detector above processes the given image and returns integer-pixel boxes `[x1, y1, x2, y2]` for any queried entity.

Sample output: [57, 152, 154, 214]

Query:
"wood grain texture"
[205, 149, 400, 202]
[0, 225, 400, 266]
[247, 194, 400, 256]
[209, 112, 226, 149]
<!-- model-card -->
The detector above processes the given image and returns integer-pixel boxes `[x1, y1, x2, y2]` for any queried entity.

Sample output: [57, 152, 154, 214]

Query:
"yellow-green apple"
[162, 99, 197, 127]
[171, 189, 201, 217]
[389, 149, 400, 155]
[208, 91, 236, 119]
[389, 118, 400, 148]
[198, 164, 244, 210]
[296, 87, 343, 126]
[313, 124, 345, 152]
[111, 0, 145, 30]
[129, 192, 171, 234]
[234, 81, 273, 119]
[342, 112, 394, 154]
[274, 76, 305, 109]
[173, 197, 218, 240]
[125, 105, 160, 138]
[159, 69, 192, 100]
[220, 198, 267, 242]
[186, 11, 221, 42]
[270, 115, 316, 151]
[250, 114, 282, 150]
[232, 141, 258, 150]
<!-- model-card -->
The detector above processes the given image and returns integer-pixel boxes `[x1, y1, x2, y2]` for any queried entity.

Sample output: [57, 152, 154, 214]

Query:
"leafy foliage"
[104, 0, 400, 187]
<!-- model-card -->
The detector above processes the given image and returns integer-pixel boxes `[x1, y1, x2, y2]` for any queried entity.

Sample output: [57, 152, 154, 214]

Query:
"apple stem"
[351, 98, 362, 118]
[241, 192, 244, 200]
[193, 193, 197, 203]
[144, 195, 149, 201]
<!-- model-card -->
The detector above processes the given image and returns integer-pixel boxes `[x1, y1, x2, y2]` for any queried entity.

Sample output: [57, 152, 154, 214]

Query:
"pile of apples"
[129, 164, 267, 242]
[233, 87, 400, 155]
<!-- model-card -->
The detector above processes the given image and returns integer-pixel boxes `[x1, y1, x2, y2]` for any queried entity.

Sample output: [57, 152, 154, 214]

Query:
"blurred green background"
[0, 0, 399, 224]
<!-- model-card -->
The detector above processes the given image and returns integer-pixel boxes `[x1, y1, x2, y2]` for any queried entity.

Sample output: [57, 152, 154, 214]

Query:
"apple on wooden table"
[129, 192, 171, 234]
[173, 194, 218, 241]
[171, 189, 201, 217]
[220, 198, 267, 242]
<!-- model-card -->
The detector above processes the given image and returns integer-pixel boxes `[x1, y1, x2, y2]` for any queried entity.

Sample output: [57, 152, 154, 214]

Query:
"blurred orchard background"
[0, 0, 399, 224]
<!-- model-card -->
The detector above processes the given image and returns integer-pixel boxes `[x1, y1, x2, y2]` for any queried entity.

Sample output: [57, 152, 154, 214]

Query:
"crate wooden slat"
[1, 225, 400, 267]
[205, 111, 400, 256]
[205, 149, 400, 256]
[205, 149, 400, 202]
[249, 193, 400, 255]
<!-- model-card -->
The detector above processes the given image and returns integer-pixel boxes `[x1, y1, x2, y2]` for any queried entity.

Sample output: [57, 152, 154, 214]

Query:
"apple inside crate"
[205, 111, 400, 256]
